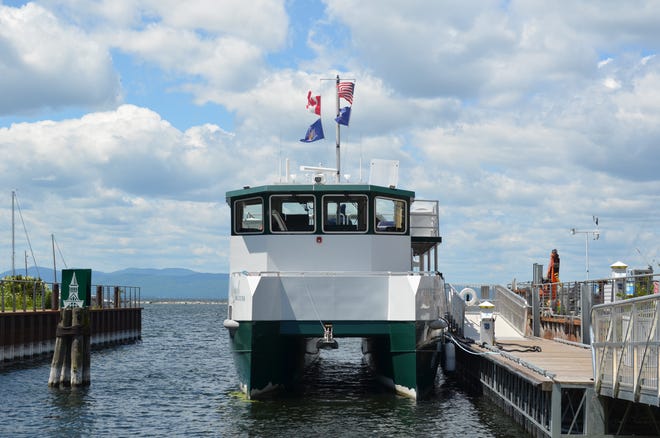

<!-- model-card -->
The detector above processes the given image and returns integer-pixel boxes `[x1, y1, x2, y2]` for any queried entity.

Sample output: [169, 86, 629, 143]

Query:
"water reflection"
[1, 304, 528, 437]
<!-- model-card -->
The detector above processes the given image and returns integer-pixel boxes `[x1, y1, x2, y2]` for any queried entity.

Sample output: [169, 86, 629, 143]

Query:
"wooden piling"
[70, 308, 83, 386]
[83, 312, 91, 385]
[96, 285, 103, 309]
[48, 307, 91, 388]
[114, 286, 120, 308]
[52, 284, 60, 311]
[48, 309, 67, 387]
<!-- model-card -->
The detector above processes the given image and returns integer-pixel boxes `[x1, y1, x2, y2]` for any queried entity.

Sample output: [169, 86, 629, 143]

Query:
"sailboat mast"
[52, 234, 57, 283]
[12, 190, 15, 277]
[335, 74, 341, 183]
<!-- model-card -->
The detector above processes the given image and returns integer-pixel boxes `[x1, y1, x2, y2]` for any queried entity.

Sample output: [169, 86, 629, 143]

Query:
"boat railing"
[410, 199, 439, 237]
[592, 292, 660, 406]
[1, 278, 141, 312]
[233, 270, 445, 278]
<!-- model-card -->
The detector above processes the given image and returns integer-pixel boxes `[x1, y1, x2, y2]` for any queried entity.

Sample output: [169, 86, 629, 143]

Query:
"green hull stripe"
[229, 320, 440, 399]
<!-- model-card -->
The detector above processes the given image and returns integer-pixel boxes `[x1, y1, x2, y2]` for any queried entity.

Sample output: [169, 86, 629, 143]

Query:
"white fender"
[444, 341, 456, 372]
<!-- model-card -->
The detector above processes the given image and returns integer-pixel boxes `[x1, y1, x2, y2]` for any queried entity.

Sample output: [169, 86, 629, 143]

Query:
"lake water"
[1, 303, 528, 437]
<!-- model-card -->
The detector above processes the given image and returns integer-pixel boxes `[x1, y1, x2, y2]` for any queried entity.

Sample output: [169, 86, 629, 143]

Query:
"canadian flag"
[306, 91, 321, 116]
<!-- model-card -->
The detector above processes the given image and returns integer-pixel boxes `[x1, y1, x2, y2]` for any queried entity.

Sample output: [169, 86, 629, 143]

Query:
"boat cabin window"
[375, 197, 407, 233]
[234, 197, 263, 233]
[269, 195, 315, 233]
[322, 195, 367, 233]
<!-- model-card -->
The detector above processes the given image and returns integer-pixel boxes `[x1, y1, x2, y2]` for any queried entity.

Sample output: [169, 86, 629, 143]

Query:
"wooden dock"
[476, 338, 593, 388]
[450, 280, 660, 436]
[453, 336, 600, 437]
[453, 334, 660, 437]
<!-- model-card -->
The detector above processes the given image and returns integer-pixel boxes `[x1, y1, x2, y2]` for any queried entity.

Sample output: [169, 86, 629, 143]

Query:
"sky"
[0, 0, 659, 285]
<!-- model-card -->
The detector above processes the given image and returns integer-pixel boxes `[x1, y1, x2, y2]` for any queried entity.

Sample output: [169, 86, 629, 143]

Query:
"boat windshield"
[234, 197, 263, 233]
[322, 194, 368, 233]
[375, 196, 407, 233]
[270, 195, 315, 233]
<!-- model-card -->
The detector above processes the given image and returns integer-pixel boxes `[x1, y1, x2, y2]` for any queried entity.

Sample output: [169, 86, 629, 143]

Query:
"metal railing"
[513, 272, 659, 318]
[96, 285, 142, 308]
[592, 292, 660, 406]
[493, 285, 529, 336]
[1, 278, 141, 312]
[0, 278, 51, 312]
[445, 283, 530, 336]
[445, 283, 465, 336]
[410, 200, 439, 237]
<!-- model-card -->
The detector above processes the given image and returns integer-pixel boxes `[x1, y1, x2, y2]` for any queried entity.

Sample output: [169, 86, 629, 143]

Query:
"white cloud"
[0, 1, 659, 282]
[0, 3, 119, 115]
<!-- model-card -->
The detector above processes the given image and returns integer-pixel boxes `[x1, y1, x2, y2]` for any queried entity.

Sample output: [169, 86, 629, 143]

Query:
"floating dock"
[447, 278, 660, 437]
[454, 336, 597, 437]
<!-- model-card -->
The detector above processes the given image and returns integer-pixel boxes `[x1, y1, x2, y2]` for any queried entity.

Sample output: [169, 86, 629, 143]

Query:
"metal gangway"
[445, 283, 529, 340]
[592, 292, 660, 407]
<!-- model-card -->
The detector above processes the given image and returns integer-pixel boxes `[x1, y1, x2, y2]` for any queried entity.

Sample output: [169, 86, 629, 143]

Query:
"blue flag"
[335, 106, 351, 126]
[300, 118, 324, 142]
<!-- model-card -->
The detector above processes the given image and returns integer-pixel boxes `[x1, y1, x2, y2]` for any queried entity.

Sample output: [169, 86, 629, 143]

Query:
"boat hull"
[228, 319, 442, 399]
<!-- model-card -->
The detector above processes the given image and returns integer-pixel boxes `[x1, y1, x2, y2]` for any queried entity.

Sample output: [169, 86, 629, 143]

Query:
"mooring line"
[302, 274, 327, 333]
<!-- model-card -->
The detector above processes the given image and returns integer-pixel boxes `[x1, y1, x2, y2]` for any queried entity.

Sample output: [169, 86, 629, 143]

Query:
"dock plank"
[473, 337, 593, 385]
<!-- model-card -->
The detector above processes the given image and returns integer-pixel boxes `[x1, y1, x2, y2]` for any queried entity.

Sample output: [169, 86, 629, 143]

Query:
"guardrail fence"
[592, 292, 660, 406]
[1, 278, 141, 312]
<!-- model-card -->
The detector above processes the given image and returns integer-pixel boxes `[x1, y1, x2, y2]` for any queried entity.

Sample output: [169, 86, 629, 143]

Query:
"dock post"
[96, 285, 103, 309]
[550, 382, 562, 437]
[532, 263, 542, 337]
[83, 308, 91, 384]
[52, 283, 59, 311]
[48, 307, 91, 388]
[70, 307, 91, 386]
[48, 269, 92, 388]
[48, 308, 69, 387]
[580, 283, 591, 344]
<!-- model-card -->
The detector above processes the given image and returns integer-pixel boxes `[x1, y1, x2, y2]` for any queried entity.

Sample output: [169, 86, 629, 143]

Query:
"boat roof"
[226, 183, 415, 202]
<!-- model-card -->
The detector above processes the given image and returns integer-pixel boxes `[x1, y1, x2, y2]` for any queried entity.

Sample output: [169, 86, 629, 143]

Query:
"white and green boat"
[224, 77, 447, 399]
[224, 166, 447, 399]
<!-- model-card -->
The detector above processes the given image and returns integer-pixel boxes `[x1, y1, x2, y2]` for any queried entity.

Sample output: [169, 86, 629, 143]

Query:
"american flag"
[337, 81, 354, 105]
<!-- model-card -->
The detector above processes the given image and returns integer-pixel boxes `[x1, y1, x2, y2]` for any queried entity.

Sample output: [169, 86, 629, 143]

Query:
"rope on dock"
[445, 333, 556, 380]
[495, 342, 542, 353]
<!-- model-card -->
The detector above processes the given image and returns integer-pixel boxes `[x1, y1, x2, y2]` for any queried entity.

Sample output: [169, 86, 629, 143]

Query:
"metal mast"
[12, 190, 15, 277]
[52, 234, 57, 283]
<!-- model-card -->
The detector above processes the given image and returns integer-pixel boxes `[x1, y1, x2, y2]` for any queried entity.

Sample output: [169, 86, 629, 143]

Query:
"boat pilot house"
[230, 185, 424, 237]
[228, 183, 443, 275]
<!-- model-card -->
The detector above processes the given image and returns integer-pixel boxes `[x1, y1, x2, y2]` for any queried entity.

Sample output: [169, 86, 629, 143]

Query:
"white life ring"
[459, 287, 478, 306]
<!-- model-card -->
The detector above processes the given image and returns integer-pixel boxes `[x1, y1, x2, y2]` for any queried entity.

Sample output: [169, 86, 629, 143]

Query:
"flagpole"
[320, 74, 354, 182]
[335, 74, 341, 183]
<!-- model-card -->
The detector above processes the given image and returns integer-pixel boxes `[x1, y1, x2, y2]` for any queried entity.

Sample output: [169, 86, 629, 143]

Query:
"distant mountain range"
[1, 267, 229, 300]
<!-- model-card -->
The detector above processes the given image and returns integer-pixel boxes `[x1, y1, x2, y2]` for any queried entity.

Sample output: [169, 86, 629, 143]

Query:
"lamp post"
[571, 216, 600, 280]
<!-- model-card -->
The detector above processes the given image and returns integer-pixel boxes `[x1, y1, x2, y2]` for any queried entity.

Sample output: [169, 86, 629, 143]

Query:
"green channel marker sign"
[61, 269, 92, 308]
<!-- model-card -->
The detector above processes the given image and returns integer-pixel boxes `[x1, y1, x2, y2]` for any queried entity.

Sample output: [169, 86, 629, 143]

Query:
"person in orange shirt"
[546, 249, 560, 301]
